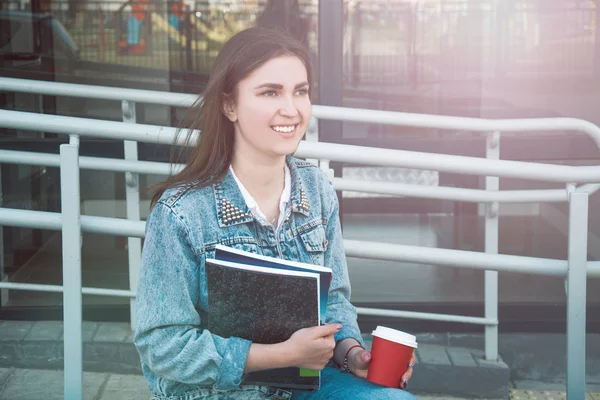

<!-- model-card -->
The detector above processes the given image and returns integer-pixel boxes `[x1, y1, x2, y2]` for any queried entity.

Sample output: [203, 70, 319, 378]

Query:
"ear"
[222, 96, 237, 123]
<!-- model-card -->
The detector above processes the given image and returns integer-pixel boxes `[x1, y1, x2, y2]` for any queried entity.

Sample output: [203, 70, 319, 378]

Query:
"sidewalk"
[0, 367, 598, 400]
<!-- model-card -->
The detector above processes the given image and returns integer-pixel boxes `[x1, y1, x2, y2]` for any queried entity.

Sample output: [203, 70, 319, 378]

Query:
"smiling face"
[225, 55, 312, 164]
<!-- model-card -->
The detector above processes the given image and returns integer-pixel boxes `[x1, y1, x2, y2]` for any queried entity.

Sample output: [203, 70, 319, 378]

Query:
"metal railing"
[1, 77, 598, 400]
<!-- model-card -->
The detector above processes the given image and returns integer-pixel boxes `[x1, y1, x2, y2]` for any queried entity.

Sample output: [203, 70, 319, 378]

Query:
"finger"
[353, 368, 368, 379]
[409, 354, 417, 367]
[352, 349, 371, 369]
[401, 367, 413, 384]
[315, 323, 342, 338]
[348, 351, 369, 379]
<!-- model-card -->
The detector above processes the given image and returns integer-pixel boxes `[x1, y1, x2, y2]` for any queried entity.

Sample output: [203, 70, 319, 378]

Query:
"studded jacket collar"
[213, 157, 312, 228]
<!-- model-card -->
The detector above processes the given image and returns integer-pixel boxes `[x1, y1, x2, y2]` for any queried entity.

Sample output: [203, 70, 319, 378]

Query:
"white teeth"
[272, 125, 296, 133]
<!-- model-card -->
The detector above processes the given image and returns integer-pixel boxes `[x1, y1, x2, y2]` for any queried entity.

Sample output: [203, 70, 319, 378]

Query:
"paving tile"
[513, 380, 567, 390]
[509, 388, 600, 400]
[475, 356, 508, 369]
[510, 389, 568, 400]
[0, 369, 105, 400]
[0, 368, 14, 386]
[587, 384, 600, 392]
[513, 380, 600, 394]
[446, 347, 477, 368]
[415, 394, 501, 400]
[0, 342, 21, 363]
[589, 392, 600, 400]
[415, 345, 451, 366]
[0, 321, 34, 341]
[58, 321, 99, 342]
[21, 342, 61, 364]
[25, 321, 63, 341]
[93, 322, 132, 343]
[125, 330, 135, 343]
[98, 373, 151, 400]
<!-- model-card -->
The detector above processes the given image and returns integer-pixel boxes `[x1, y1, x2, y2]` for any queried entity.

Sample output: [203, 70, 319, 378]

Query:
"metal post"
[485, 131, 499, 361]
[305, 117, 319, 166]
[122, 101, 142, 330]
[98, 6, 105, 60]
[0, 165, 7, 306]
[318, 0, 344, 225]
[594, 4, 600, 78]
[566, 190, 588, 400]
[318, 0, 344, 144]
[60, 142, 82, 400]
[185, 8, 193, 72]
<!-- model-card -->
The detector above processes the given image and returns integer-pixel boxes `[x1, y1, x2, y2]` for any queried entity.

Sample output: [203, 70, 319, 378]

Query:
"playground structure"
[113, 0, 258, 55]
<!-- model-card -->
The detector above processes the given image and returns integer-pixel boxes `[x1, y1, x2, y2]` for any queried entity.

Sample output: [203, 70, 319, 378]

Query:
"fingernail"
[363, 353, 370, 362]
[336, 324, 343, 330]
[403, 376, 409, 383]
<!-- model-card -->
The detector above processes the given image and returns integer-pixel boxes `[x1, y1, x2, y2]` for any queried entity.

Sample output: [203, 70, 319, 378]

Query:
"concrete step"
[2, 321, 600, 398]
[0, 320, 515, 398]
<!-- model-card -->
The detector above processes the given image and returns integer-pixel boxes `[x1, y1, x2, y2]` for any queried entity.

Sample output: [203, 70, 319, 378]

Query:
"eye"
[261, 90, 277, 97]
[295, 88, 309, 96]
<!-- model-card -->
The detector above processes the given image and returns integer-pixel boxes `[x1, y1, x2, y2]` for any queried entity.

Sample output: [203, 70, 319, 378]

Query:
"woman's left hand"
[349, 348, 417, 389]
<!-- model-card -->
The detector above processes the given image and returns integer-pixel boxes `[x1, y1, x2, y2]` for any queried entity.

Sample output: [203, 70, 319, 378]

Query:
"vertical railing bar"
[122, 100, 142, 331]
[0, 165, 7, 307]
[566, 190, 588, 400]
[60, 142, 83, 400]
[485, 131, 500, 361]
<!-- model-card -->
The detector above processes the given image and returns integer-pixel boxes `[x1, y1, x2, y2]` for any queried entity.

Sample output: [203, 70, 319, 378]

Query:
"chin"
[272, 143, 301, 157]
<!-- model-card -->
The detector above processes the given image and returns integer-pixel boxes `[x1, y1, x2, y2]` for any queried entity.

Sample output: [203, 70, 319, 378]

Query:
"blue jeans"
[292, 367, 418, 400]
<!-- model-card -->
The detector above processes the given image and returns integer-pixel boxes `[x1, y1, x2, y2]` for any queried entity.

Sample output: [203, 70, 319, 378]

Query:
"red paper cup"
[366, 326, 418, 388]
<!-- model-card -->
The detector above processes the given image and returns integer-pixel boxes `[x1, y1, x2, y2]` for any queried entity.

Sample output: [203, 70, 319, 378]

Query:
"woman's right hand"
[284, 324, 342, 370]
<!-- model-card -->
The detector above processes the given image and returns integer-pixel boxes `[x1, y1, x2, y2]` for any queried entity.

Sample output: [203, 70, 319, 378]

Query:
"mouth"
[271, 124, 299, 136]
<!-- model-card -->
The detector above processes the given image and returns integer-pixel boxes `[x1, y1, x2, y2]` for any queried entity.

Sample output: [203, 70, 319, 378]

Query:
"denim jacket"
[134, 156, 365, 400]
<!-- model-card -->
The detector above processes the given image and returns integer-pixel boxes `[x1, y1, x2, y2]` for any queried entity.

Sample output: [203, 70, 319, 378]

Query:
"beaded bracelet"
[340, 344, 364, 373]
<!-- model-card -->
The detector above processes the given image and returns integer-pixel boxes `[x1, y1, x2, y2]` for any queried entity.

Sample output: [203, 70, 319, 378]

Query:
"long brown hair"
[151, 27, 313, 208]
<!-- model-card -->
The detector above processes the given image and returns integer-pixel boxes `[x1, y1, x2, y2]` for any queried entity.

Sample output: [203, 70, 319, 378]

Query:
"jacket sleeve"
[134, 201, 251, 390]
[323, 182, 366, 348]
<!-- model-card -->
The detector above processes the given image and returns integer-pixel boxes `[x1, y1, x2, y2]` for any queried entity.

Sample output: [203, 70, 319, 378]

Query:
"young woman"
[135, 27, 417, 400]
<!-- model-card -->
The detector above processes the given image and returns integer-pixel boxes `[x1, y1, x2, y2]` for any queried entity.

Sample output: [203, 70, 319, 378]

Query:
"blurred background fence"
[3, 0, 597, 85]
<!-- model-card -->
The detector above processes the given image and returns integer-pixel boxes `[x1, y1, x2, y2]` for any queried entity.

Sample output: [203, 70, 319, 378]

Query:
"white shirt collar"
[229, 164, 291, 229]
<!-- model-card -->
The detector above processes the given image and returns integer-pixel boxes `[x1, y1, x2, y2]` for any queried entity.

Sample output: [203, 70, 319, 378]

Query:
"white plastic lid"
[372, 326, 418, 348]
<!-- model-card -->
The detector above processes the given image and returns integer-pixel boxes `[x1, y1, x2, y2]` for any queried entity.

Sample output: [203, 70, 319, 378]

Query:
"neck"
[230, 153, 286, 200]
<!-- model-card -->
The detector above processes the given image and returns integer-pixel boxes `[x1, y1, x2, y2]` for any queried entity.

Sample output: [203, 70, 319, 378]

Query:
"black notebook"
[206, 246, 333, 390]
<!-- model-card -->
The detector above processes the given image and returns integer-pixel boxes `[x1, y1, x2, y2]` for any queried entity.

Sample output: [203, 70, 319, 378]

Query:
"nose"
[279, 95, 299, 118]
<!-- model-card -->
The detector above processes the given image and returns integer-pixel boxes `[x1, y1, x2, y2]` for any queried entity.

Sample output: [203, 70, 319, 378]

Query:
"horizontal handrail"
[355, 307, 497, 325]
[0, 207, 145, 237]
[1, 207, 599, 278]
[3, 77, 600, 151]
[0, 277, 495, 325]
[0, 282, 136, 298]
[314, 105, 600, 150]
[297, 141, 600, 184]
[0, 148, 571, 203]
[345, 239, 600, 277]
[0, 149, 176, 175]
[333, 178, 569, 203]
[0, 77, 199, 107]
[0, 110, 179, 145]
[3, 110, 600, 184]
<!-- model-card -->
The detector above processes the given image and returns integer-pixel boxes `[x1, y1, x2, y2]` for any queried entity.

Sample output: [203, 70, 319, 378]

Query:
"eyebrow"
[254, 82, 309, 90]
